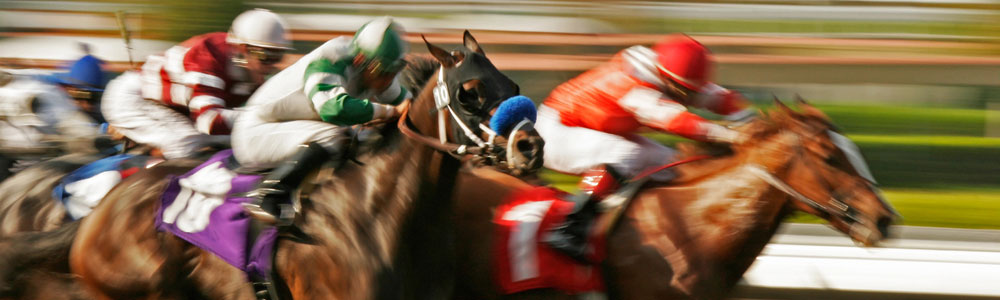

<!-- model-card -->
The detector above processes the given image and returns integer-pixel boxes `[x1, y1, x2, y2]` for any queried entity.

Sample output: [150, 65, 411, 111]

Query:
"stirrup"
[242, 202, 295, 227]
[543, 228, 590, 263]
[251, 280, 281, 300]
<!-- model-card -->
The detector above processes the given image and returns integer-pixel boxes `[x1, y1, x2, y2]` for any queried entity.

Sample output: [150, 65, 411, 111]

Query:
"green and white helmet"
[352, 17, 408, 74]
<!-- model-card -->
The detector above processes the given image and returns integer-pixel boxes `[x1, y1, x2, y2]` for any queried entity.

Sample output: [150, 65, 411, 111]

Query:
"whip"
[114, 10, 135, 69]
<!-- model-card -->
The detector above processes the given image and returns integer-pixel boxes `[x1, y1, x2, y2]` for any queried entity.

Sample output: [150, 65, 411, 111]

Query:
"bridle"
[433, 66, 533, 168]
[398, 66, 529, 166]
[744, 130, 867, 227]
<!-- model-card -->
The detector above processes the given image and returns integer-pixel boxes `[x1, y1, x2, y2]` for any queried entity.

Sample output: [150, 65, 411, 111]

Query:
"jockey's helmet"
[351, 17, 408, 75]
[226, 9, 293, 50]
[651, 34, 711, 93]
[46, 54, 105, 92]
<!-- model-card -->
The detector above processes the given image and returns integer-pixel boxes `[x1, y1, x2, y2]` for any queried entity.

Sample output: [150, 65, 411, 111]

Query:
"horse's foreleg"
[186, 251, 256, 300]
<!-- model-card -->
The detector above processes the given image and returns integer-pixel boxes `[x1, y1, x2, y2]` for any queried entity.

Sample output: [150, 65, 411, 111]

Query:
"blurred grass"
[538, 102, 1000, 229]
[541, 171, 1000, 230]
[786, 188, 1000, 230]
[817, 104, 986, 136]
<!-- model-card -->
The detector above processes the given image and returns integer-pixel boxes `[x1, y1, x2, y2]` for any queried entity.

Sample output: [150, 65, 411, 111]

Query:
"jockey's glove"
[704, 123, 745, 145]
[724, 107, 758, 128]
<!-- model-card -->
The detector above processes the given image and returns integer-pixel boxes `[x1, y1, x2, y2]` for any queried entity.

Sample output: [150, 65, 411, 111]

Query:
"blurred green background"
[2, 0, 999, 229]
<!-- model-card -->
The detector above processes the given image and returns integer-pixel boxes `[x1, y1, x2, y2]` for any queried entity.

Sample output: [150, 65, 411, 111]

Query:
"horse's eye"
[458, 87, 480, 106]
[825, 156, 843, 168]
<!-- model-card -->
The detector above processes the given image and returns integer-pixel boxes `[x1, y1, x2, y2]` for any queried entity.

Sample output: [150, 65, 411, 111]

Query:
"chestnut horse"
[451, 100, 899, 299]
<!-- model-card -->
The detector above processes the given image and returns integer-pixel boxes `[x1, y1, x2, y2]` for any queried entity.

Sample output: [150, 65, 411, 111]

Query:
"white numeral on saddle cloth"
[161, 162, 236, 233]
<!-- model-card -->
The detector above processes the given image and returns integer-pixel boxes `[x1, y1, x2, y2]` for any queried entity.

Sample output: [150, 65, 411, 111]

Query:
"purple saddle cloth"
[155, 150, 276, 279]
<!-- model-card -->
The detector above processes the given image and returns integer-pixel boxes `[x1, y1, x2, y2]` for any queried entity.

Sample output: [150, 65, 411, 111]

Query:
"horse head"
[418, 31, 544, 176]
[735, 97, 899, 246]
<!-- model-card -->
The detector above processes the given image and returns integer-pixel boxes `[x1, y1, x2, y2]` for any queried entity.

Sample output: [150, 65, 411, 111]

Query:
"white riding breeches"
[231, 111, 349, 170]
[535, 104, 677, 181]
[101, 72, 211, 159]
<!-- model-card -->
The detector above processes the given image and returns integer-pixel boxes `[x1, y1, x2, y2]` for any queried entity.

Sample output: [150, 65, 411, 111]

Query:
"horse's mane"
[399, 55, 441, 97]
[669, 108, 788, 185]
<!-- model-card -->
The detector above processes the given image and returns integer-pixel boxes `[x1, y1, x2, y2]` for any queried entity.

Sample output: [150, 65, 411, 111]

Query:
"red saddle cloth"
[493, 187, 605, 294]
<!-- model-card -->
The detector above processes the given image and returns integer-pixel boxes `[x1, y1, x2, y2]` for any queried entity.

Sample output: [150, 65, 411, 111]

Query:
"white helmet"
[227, 8, 292, 49]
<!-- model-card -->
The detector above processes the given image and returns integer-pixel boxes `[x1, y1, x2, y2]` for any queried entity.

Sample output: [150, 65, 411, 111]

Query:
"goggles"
[247, 46, 286, 65]
[360, 56, 407, 76]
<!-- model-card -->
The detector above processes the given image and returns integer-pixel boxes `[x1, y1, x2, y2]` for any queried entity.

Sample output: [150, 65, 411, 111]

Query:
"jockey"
[538, 34, 754, 261]
[0, 55, 104, 177]
[101, 9, 290, 159]
[234, 17, 411, 225]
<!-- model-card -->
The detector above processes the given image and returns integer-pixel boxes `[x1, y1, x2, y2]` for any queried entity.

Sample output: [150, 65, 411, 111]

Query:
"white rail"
[736, 224, 1000, 299]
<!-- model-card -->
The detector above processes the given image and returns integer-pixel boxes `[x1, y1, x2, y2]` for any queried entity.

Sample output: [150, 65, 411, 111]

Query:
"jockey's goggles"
[361, 58, 407, 76]
[247, 46, 286, 65]
[65, 86, 96, 102]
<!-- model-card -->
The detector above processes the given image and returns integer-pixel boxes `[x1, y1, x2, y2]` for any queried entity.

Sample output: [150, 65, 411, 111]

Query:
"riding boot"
[543, 166, 622, 263]
[243, 142, 338, 226]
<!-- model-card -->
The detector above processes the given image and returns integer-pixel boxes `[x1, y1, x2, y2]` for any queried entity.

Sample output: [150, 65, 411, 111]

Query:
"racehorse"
[450, 99, 899, 299]
[0, 153, 104, 238]
[0, 131, 146, 238]
[58, 31, 541, 299]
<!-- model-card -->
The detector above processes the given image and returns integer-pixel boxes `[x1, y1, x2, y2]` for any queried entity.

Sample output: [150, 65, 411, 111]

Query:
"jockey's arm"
[183, 46, 238, 135]
[619, 86, 743, 144]
[188, 86, 238, 135]
[304, 58, 410, 126]
[691, 83, 756, 123]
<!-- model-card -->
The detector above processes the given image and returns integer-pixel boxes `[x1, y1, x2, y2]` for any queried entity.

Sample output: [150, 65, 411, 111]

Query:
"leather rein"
[397, 105, 490, 157]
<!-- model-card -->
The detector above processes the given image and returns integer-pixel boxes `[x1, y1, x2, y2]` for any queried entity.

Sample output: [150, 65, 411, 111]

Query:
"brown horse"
[60, 31, 541, 300]
[451, 100, 899, 299]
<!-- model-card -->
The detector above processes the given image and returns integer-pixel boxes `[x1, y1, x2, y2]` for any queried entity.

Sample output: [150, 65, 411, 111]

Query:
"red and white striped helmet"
[651, 34, 711, 92]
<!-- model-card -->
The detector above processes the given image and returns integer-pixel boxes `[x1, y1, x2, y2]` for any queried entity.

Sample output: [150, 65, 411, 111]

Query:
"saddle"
[493, 157, 703, 295]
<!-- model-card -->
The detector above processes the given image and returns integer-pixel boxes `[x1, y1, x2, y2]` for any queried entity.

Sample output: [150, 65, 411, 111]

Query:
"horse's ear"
[423, 35, 458, 68]
[773, 95, 795, 116]
[463, 30, 485, 56]
[794, 94, 808, 105]
[796, 95, 832, 122]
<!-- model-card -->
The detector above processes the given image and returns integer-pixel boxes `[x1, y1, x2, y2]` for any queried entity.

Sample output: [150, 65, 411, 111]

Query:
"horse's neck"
[284, 90, 461, 297]
[626, 163, 792, 294]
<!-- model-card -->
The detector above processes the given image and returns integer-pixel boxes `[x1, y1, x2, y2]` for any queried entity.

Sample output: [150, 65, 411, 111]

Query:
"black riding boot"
[542, 192, 600, 263]
[542, 166, 622, 263]
[244, 142, 335, 226]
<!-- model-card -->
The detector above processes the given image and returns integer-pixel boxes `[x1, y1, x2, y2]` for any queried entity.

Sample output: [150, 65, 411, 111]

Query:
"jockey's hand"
[201, 135, 231, 149]
[704, 123, 746, 145]
[724, 107, 758, 128]
[391, 99, 412, 118]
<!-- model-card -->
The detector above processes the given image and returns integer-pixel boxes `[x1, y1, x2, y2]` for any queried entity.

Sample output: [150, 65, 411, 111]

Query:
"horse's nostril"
[516, 139, 533, 154]
[877, 216, 892, 239]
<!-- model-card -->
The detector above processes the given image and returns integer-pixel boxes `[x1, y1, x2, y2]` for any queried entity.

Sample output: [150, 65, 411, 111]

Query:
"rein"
[397, 105, 489, 156]
[744, 134, 865, 226]
[633, 155, 712, 181]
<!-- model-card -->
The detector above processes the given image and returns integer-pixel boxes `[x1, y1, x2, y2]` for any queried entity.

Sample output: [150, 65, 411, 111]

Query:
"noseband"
[746, 164, 864, 226]
[745, 131, 865, 226]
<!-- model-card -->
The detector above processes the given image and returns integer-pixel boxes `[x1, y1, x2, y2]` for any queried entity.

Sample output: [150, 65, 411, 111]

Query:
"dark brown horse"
[61, 31, 541, 300]
[451, 100, 899, 299]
